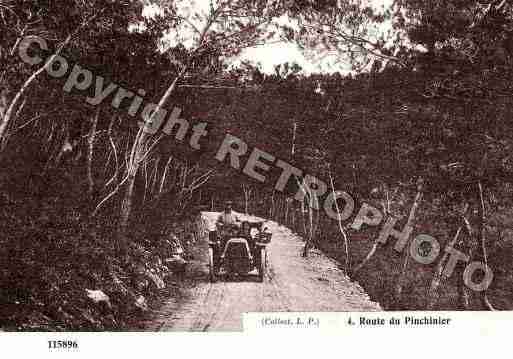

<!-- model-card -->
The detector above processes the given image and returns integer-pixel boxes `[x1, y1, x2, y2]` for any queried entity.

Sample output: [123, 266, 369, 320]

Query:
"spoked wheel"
[257, 248, 266, 282]
[208, 247, 217, 283]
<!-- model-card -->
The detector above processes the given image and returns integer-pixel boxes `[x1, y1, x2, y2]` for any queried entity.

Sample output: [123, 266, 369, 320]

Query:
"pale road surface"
[144, 212, 381, 331]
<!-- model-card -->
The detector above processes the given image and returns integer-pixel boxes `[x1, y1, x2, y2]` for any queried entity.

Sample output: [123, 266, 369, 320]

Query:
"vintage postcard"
[0, 0, 511, 357]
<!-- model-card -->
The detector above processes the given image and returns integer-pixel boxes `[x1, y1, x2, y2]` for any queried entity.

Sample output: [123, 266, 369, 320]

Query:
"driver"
[216, 201, 240, 248]
[216, 201, 240, 230]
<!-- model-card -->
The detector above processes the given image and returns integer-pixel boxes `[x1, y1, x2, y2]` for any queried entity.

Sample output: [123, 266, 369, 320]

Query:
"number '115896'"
[48, 340, 78, 349]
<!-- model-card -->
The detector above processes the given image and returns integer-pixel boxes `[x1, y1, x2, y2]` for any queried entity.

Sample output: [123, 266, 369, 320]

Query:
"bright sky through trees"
[142, 0, 394, 74]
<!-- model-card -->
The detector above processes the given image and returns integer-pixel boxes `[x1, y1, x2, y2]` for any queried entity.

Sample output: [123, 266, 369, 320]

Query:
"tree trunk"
[242, 184, 250, 215]
[329, 169, 351, 270]
[354, 183, 422, 278]
[0, 34, 73, 145]
[269, 190, 275, 219]
[150, 157, 160, 196]
[284, 198, 290, 225]
[477, 181, 496, 311]
[427, 203, 471, 309]
[116, 70, 185, 252]
[427, 226, 463, 309]
[87, 108, 100, 198]
[291, 201, 296, 227]
[394, 183, 423, 302]
[117, 150, 141, 255]
[291, 120, 296, 156]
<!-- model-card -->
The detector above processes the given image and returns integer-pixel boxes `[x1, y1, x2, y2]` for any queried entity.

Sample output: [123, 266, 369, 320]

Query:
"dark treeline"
[1, 0, 513, 329]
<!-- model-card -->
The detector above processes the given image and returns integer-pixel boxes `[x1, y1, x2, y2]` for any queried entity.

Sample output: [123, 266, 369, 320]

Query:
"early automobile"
[208, 220, 271, 282]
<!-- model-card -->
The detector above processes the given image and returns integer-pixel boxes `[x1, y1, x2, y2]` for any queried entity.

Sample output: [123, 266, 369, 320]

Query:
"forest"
[1, 0, 513, 330]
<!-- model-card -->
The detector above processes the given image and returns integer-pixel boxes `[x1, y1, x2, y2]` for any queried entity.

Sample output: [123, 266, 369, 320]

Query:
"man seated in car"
[216, 201, 240, 238]
[216, 201, 239, 225]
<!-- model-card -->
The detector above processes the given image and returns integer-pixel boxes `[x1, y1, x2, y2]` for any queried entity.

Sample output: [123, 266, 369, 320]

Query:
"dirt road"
[144, 212, 381, 331]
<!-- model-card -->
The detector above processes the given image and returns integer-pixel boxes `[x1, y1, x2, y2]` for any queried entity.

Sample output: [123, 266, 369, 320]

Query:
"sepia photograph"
[1, 0, 512, 345]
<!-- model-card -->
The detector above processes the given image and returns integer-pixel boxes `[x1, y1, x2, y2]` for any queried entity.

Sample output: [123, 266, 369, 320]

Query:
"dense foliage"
[1, 0, 513, 329]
